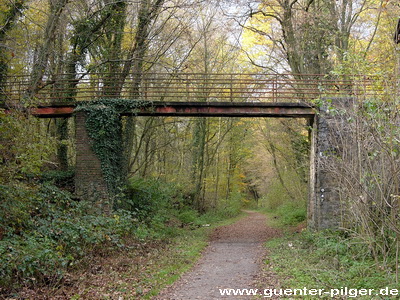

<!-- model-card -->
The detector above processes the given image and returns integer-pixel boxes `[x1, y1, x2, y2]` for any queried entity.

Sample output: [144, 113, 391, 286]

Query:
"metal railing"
[0, 72, 392, 105]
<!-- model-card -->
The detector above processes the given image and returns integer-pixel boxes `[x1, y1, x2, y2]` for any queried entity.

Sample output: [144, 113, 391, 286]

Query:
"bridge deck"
[29, 101, 315, 118]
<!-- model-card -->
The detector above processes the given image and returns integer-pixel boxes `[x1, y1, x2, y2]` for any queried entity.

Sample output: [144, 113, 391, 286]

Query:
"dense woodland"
[1, 0, 400, 296]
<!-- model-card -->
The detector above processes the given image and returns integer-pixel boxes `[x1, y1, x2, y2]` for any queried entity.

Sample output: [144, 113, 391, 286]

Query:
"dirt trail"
[156, 211, 281, 300]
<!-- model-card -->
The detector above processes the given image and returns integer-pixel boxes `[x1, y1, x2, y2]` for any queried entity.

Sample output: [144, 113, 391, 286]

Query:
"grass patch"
[263, 213, 398, 299]
[257, 201, 306, 229]
[139, 227, 210, 298]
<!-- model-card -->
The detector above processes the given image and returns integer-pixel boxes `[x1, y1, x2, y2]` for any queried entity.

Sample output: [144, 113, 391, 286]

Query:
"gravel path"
[156, 211, 281, 300]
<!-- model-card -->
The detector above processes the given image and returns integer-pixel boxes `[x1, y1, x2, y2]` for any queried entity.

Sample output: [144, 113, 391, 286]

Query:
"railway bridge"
[1, 72, 388, 230]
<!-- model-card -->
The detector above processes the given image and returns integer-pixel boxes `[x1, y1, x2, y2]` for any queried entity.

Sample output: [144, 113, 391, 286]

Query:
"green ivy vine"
[76, 99, 152, 197]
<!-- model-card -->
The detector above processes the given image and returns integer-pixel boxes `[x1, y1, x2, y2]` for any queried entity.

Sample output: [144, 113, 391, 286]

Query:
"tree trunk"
[122, 0, 165, 177]
[0, 0, 27, 105]
[26, 0, 69, 99]
[102, 0, 127, 98]
[192, 118, 207, 211]
[56, 118, 69, 170]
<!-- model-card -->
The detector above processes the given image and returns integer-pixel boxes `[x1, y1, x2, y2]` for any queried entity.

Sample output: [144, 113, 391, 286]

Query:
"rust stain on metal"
[30, 106, 75, 117]
[135, 103, 315, 118]
[29, 102, 315, 118]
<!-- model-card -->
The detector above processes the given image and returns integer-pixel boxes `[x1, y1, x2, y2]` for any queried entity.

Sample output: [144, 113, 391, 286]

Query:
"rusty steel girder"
[29, 101, 315, 119]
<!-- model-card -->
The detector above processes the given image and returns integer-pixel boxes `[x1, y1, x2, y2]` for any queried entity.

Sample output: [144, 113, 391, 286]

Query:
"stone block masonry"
[308, 98, 353, 230]
[314, 109, 341, 229]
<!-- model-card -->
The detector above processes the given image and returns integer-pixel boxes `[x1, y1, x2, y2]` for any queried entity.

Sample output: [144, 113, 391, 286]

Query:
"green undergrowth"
[259, 201, 307, 227]
[263, 213, 399, 299]
[256, 174, 307, 227]
[0, 183, 139, 293]
[0, 174, 244, 297]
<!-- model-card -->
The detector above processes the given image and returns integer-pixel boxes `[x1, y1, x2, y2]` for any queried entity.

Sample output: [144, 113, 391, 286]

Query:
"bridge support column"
[309, 99, 348, 230]
[75, 111, 110, 212]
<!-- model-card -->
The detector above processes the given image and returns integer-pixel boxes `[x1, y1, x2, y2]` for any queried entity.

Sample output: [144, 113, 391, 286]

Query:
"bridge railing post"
[186, 73, 190, 102]
[230, 74, 233, 102]
[273, 74, 278, 102]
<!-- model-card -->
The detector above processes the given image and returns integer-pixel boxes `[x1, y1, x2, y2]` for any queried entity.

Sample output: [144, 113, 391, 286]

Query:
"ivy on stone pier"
[76, 99, 152, 198]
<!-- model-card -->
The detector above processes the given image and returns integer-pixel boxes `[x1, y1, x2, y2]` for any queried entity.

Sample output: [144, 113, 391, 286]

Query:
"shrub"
[276, 202, 306, 225]
[0, 111, 57, 182]
[39, 169, 75, 191]
[215, 191, 243, 218]
[177, 209, 199, 225]
[0, 235, 68, 287]
[0, 184, 39, 236]
[0, 183, 140, 291]
[121, 177, 181, 219]
[294, 230, 397, 288]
